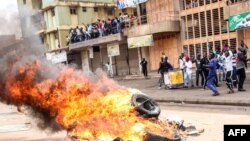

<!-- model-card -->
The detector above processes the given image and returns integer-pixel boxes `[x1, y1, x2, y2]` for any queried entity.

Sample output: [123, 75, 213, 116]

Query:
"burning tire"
[144, 132, 181, 141]
[131, 94, 161, 118]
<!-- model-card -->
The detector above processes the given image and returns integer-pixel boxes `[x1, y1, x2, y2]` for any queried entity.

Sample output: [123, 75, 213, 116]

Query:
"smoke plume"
[0, 4, 124, 133]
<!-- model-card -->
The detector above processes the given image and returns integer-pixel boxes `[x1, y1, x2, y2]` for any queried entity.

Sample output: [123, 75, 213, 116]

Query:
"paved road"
[0, 104, 65, 141]
[1, 102, 250, 141]
[118, 75, 250, 106]
[159, 103, 250, 141]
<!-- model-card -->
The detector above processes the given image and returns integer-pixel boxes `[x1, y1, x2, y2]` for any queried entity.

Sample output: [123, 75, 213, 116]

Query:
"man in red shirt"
[97, 19, 103, 37]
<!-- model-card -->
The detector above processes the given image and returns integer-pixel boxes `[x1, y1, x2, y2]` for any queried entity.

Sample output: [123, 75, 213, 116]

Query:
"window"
[220, 8, 228, 34]
[195, 44, 201, 58]
[187, 15, 193, 39]
[82, 7, 87, 12]
[107, 9, 113, 16]
[214, 41, 221, 50]
[206, 10, 212, 36]
[202, 43, 208, 57]
[122, 9, 127, 13]
[200, 12, 206, 37]
[181, 16, 188, 39]
[23, 0, 26, 4]
[194, 13, 200, 38]
[212, 9, 220, 35]
[189, 44, 195, 58]
[51, 9, 55, 16]
[70, 7, 77, 15]
[94, 7, 98, 12]
[229, 38, 237, 50]
[93, 46, 100, 52]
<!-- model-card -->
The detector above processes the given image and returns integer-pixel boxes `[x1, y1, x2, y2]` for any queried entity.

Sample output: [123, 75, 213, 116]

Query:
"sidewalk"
[117, 70, 250, 106]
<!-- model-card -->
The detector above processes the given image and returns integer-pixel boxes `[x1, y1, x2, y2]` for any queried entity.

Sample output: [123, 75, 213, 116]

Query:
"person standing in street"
[236, 47, 250, 91]
[179, 53, 185, 73]
[232, 49, 238, 88]
[158, 57, 165, 88]
[184, 57, 194, 88]
[105, 62, 113, 78]
[195, 54, 203, 87]
[140, 58, 148, 78]
[200, 53, 209, 90]
[240, 40, 249, 68]
[206, 53, 220, 96]
[224, 50, 234, 93]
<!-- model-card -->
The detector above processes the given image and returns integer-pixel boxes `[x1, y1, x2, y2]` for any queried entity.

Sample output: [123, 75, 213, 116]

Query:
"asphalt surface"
[118, 74, 250, 106]
[1, 103, 250, 141]
[159, 103, 250, 141]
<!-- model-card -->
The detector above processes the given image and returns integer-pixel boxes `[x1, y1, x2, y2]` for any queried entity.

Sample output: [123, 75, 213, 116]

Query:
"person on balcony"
[87, 24, 92, 39]
[97, 19, 103, 37]
[76, 26, 82, 42]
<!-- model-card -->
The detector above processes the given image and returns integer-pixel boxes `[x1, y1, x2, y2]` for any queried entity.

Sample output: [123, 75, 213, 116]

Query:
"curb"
[154, 98, 250, 107]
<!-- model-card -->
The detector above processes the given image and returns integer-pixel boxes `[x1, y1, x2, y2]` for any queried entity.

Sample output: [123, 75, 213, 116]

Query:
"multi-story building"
[17, 0, 43, 38]
[124, 0, 181, 70]
[17, 0, 250, 76]
[180, 0, 238, 61]
[125, 0, 250, 72]
[224, 0, 250, 49]
[17, 0, 138, 75]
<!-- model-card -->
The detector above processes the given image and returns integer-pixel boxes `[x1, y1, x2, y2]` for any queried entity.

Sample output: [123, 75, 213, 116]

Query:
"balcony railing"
[124, 11, 179, 29]
[123, 11, 180, 37]
[69, 33, 122, 50]
[224, 0, 250, 19]
[226, 0, 250, 5]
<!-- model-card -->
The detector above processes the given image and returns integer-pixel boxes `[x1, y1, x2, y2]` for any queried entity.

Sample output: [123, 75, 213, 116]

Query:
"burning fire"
[0, 59, 176, 141]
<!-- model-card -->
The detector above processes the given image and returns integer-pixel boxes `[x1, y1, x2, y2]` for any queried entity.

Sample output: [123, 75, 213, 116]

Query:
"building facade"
[17, 0, 139, 75]
[17, 0, 250, 76]
[180, 0, 238, 60]
[224, 0, 250, 50]
[124, 0, 181, 70]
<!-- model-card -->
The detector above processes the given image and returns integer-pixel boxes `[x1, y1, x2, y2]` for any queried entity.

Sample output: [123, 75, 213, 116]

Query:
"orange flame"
[2, 60, 175, 141]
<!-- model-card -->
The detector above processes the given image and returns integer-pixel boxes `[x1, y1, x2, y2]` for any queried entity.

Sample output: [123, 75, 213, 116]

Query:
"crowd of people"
[66, 13, 137, 45]
[177, 40, 250, 96]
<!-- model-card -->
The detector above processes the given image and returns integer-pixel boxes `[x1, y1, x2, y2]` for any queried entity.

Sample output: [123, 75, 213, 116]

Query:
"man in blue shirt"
[206, 53, 220, 96]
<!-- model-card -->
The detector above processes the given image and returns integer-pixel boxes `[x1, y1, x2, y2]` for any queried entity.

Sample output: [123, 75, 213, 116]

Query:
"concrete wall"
[128, 48, 140, 75]
[91, 47, 102, 72]
[244, 29, 250, 48]
[115, 44, 130, 76]
[17, 0, 41, 10]
[81, 50, 90, 73]
[42, 0, 115, 8]
[56, 6, 71, 26]
[68, 53, 82, 69]
[59, 30, 68, 47]
[78, 7, 98, 25]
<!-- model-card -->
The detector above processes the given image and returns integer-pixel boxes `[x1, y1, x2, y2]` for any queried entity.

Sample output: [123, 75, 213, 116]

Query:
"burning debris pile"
[0, 5, 203, 141]
[0, 56, 182, 141]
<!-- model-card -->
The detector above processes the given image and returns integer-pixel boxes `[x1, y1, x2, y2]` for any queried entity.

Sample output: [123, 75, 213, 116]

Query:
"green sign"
[128, 35, 153, 49]
[229, 12, 250, 31]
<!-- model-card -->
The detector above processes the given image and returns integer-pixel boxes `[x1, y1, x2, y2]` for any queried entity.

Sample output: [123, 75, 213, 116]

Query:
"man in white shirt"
[179, 53, 185, 71]
[184, 57, 194, 88]
[105, 62, 113, 78]
[224, 50, 234, 93]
